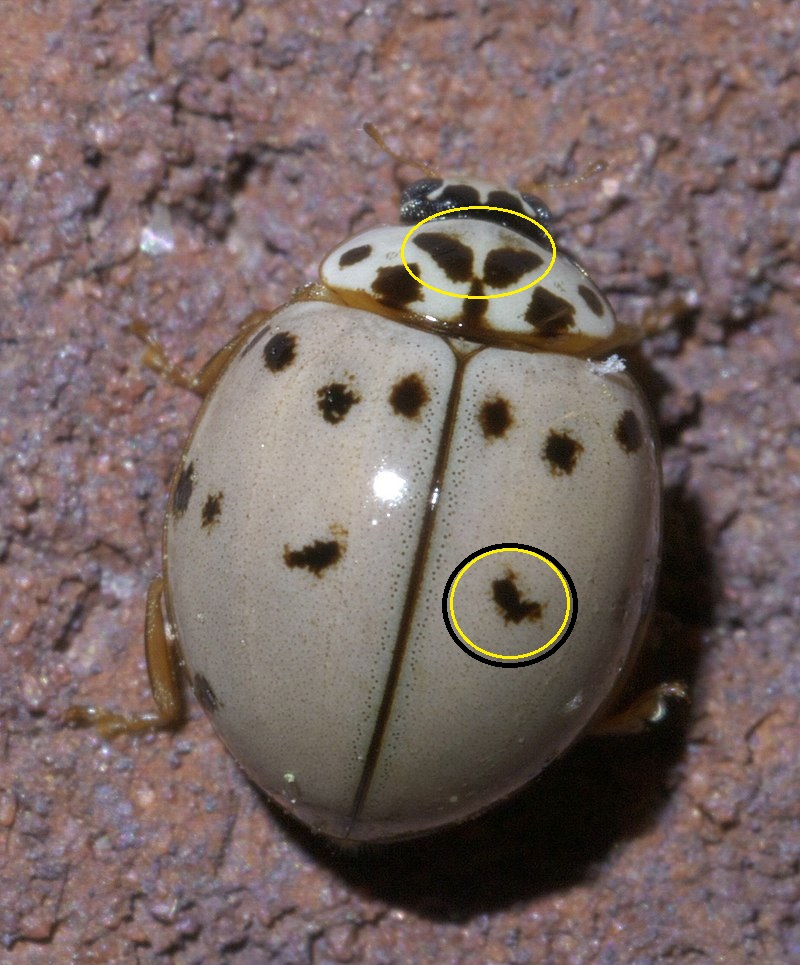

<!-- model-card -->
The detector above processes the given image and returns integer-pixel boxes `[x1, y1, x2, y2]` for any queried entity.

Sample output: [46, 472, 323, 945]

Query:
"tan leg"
[126, 310, 273, 398]
[591, 682, 689, 736]
[68, 305, 294, 735]
[65, 577, 185, 738]
[71, 294, 353, 735]
[639, 296, 698, 337]
[126, 285, 352, 395]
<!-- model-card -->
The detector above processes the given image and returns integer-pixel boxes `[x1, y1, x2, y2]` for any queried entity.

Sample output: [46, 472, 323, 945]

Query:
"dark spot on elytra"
[173, 461, 195, 518]
[483, 247, 544, 288]
[372, 263, 423, 309]
[463, 277, 488, 325]
[201, 491, 224, 527]
[479, 396, 513, 439]
[493, 571, 543, 624]
[193, 673, 222, 713]
[339, 244, 372, 268]
[543, 430, 584, 476]
[577, 284, 605, 317]
[263, 331, 297, 372]
[317, 381, 361, 424]
[525, 287, 576, 337]
[389, 373, 430, 419]
[284, 538, 344, 577]
[413, 231, 475, 283]
[615, 409, 643, 453]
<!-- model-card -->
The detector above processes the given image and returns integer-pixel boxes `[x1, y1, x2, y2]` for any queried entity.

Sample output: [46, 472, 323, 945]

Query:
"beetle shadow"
[271, 687, 693, 919]
[267, 477, 714, 920]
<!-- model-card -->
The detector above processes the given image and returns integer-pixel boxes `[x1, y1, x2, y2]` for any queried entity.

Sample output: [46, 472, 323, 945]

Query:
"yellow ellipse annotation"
[400, 206, 557, 300]
[448, 547, 572, 661]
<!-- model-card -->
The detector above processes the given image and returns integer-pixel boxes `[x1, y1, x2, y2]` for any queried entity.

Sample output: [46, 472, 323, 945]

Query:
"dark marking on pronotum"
[193, 673, 222, 713]
[413, 231, 474, 283]
[479, 396, 513, 439]
[201, 491, 224, 527]
[577, 284, 605, 317]
[372, 263, 423, 308]
[614, 409, 643, 453]
[173, 461, 195, 518]
[389, 373, 430, 419]
[339, 244, 372, 268]
[525, 288, 576, 337]
[483, 247, 544, 288]
[543, 430, 584, 476]
[493, 571, 543, 624]
[317, 381, 361, 424]
[263, 331, 297, 372]
[284, 538, 344, 577]
[462, 277, 488, 325]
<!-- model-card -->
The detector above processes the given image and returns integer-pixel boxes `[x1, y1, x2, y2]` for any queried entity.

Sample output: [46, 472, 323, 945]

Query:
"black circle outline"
[441, 543, 578, 668]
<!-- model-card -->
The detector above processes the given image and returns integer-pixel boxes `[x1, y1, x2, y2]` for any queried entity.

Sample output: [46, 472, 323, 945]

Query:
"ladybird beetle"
[68, 128, 684, 842]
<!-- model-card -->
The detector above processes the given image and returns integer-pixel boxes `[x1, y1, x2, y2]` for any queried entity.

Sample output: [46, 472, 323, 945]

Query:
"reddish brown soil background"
[1, 2, 798, 962]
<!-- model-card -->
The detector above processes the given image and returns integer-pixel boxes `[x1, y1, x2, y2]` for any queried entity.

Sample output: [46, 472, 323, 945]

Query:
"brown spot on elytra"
[577, 284, 605, 317]
[372, 263, 423, 309]
[173, 461, 195, 518]
[615, 409, 643, 453]
[389, 373, 430, 419]
[525, 288, 576, 337]
[543, 430, 584, 476]
[284, 538, 345, 577]
[479, 396, 513, 439]
[263, 331, 297, 372]
[483, 247, 544, 288]
[193, 673, 222, 713]
[413, 231, 475, 283]
[493, 570, 543, 624]
[339, 244, 372, 268]
[317, 380, 361, 424]
[201, 491, 224, 527]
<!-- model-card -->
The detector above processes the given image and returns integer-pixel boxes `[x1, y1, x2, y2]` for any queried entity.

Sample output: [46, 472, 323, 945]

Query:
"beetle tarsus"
[592, 681, 689, 736]
[63, 704, 167, 739]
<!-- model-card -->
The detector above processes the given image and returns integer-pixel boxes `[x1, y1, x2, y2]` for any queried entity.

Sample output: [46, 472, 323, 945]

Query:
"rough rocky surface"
[1, 1, 798, 961]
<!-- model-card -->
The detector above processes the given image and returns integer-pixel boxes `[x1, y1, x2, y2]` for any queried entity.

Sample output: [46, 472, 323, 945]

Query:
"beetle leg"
[65, 577, 185, 738]
[639, 296, 698, 337]
[591, 682, 688, 736]
[126, 310, 273, 398]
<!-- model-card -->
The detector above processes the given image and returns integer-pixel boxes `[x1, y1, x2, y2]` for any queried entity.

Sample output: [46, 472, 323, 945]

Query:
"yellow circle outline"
[400, 206, 557, 299]
[448, 547, 572, 661]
